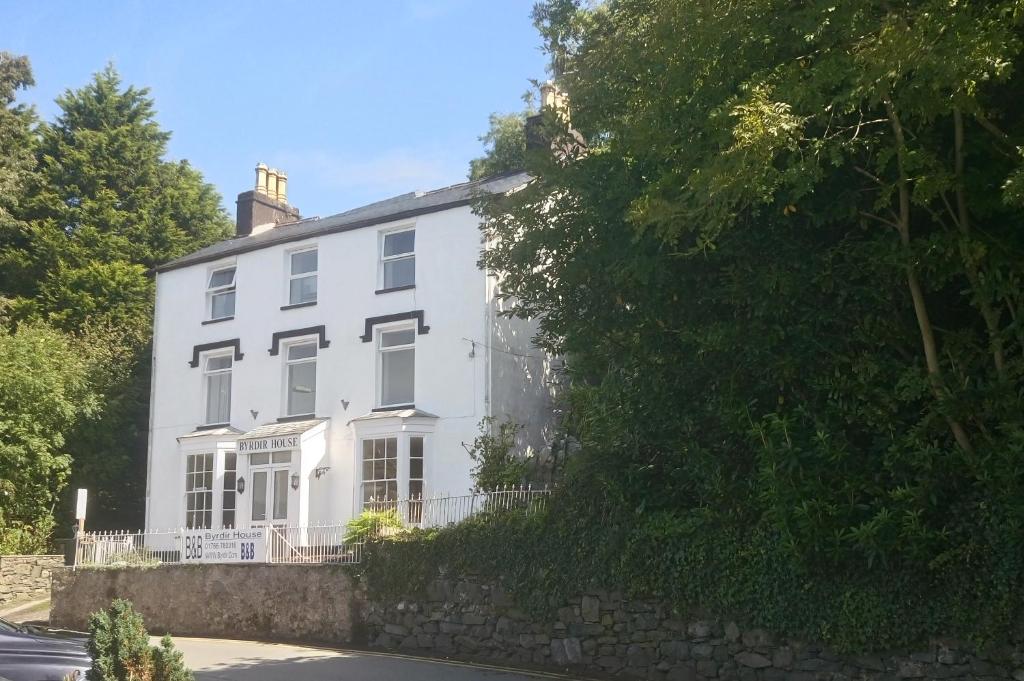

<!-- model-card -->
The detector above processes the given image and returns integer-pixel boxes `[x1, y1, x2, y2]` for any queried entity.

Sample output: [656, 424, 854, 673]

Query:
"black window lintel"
[268, 325, 331, 356]
[360, 310, 430, 342]
[189, 339, 244, 368]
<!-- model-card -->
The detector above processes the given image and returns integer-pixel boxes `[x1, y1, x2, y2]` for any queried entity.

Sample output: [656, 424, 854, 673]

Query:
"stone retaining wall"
[0, 555, 63, 607]
[50, 564, 361, 642]
[48, 564, 1024, 680]
[364, 579, 1024, 680]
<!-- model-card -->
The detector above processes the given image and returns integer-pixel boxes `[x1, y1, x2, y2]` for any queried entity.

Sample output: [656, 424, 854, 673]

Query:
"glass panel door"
[251, 466, 289, 525]
[272, 469, 289, 521]
[251, 470, 268, 522]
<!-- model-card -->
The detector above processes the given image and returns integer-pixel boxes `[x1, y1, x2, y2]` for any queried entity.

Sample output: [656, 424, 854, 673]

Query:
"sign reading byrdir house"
[181, 528, 267, 564]
[238, 435, 299, 453]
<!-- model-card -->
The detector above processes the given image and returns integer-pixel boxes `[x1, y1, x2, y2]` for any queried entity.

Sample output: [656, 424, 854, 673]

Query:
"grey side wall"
[488, 297, 560, 469]
[50, 565, 360, 643]
[0, 555, 63, 607]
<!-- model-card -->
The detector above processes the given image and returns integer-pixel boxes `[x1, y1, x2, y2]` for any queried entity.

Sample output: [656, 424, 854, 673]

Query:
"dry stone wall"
[0, 555, 63, 607]
[50, 564, 361, 643]
[364, 579, 1024, 681]
[47, 564, 1024, 680]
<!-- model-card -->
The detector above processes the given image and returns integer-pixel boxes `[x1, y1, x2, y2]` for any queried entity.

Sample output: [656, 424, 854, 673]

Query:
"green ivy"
[356, 492, 1024, 654]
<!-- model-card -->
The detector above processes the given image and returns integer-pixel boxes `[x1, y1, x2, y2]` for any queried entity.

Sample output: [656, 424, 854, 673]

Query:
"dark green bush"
[358, 490, 1024, 653]
[86, 599, 193, 681]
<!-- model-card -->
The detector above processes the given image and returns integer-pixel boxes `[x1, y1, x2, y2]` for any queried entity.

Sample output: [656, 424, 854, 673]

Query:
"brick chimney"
[526, 81, 571, 151]
[235, 163, 300, 236]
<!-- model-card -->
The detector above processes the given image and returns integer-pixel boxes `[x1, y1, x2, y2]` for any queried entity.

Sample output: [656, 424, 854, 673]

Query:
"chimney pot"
[266, 168, 279, 202]
[540, 81, 557, 109]
[255, 163, 269, 195]
[277, 172, 288, 204]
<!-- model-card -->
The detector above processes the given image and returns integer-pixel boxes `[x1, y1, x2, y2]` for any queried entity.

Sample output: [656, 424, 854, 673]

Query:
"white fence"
[365, 485, 551, 527]
[74, 487, 550, 568]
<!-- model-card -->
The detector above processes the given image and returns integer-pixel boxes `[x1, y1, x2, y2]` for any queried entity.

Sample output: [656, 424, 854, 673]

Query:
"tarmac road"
[171, 637, 577, 681]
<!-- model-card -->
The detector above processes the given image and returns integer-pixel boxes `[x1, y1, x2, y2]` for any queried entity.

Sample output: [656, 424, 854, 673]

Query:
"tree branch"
[887, 98, 974, 454]
[955, 107, 1006, 380]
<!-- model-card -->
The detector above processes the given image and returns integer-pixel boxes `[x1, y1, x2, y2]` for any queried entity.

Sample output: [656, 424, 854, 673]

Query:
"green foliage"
[464, 0, 1024, 650]
[150, 635, 192, 681]
[86, 599, 193, 681]
[344, 509, 405, 543]
[0, 321, 102, 553]
[0, 60, 233, 531]
[0, 53, 36, 244]
[468, 112, 530, 180]
[465, 417, 527, 491]
[360, 495, 1024, 653]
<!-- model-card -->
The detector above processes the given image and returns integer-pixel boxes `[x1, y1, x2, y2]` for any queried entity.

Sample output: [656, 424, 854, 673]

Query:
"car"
[0, 617, 90, 681]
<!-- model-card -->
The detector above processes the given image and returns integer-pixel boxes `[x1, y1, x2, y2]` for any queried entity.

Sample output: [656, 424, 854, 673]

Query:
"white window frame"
[286, 246, 318, 306]
[201, 352, 233, 426]
[248, 450, 293, 526]
[184, 452, 214, 529]
[283, 339, 318, 417]
[356, 432, 430, 525]
[360, 436, 399, 506]
[206, 265, 236, 320]
[376, 323, 415, 408]
[379, 227, 415, 290]
[221, 450, 238, 529]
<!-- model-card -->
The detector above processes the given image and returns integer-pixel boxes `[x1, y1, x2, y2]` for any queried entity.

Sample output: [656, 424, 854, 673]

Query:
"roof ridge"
[156, 170, 530, 273]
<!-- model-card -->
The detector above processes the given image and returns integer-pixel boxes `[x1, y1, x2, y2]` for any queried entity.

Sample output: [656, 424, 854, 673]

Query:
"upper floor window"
[381, 229, 415, 289]
[203, 354, 232, 425]
[378, 327, 415, 407]
[285, 341, 317, 416]
[207, 266, 236, 319]
[288, 248, 318, 305]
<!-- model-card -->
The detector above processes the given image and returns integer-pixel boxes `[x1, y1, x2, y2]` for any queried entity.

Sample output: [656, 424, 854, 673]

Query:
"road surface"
[172, 637, 571, 681]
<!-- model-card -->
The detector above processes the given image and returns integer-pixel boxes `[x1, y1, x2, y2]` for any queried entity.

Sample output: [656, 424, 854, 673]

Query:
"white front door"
[249, 452, 292, 526]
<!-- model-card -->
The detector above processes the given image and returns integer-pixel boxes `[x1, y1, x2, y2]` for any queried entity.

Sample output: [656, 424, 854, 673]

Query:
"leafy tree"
[0, 52, 38, 295]
[0, 320, 102, 553]
[1, 65, 233, 529]
[480, 0, 1024, 580]
[468, 112, 530, 180]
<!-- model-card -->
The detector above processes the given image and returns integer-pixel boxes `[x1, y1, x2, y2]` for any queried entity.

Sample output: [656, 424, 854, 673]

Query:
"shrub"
[465, 417, 527, 492]
[344, 509, 405, 543]
[86, 599, 193, 681]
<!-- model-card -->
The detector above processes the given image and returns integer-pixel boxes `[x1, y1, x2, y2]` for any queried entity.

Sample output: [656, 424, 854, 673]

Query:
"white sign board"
[75, 489, 88, 520]
[238, 435, 299, 453]
[181, 528, 267, 564]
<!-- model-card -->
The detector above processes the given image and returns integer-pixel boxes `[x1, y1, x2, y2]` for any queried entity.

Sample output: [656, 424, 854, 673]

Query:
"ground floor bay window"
[352, 410, 436, 525]
[184, 452, 214, 529]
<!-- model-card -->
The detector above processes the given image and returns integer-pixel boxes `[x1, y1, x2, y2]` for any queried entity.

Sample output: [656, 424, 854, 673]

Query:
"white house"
[144, 166, 555, 532]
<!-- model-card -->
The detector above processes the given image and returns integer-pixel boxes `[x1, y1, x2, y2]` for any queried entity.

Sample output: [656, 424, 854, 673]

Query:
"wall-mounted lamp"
[315, 466, 331, 480]
[290, 473, 300, 490]
[236, 476, 245, 495]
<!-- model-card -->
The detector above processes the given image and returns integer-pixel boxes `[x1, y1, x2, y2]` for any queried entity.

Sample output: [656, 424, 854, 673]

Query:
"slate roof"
[239, 418, 328, 440]
[177, 426, 244, 441]
[158, 170, 530, 273]
[349, 408, 439, 422]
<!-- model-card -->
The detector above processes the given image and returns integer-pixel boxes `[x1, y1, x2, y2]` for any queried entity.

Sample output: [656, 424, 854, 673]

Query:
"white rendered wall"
[145, 204, 551, 531]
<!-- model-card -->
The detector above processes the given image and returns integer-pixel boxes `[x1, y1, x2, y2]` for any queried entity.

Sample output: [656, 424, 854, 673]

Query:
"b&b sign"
[181, 528, 267, 564]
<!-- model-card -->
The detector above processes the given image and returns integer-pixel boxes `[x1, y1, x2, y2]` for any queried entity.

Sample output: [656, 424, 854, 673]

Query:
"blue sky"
[4, 0, 547, 218]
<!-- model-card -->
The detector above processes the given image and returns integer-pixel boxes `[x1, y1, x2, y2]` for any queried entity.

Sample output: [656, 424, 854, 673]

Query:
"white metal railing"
[364, 485, 551, 527]
[74, 487, 550, 568]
